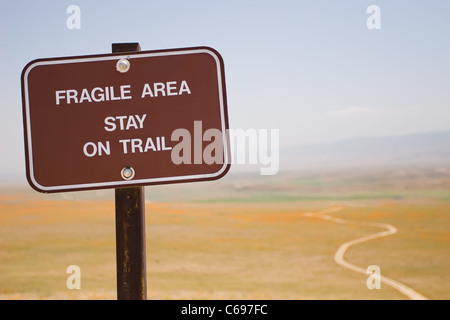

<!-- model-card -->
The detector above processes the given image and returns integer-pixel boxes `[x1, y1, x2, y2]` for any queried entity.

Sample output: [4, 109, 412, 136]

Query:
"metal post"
[115, 186, 147, 300]
[113, 42, 147, 300]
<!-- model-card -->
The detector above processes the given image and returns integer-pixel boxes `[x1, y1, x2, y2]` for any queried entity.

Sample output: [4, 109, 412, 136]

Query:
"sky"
[1, 0, 450, 180]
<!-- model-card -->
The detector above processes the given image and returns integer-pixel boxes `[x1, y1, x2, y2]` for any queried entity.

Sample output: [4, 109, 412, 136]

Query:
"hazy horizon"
[2, 129, 449, 188]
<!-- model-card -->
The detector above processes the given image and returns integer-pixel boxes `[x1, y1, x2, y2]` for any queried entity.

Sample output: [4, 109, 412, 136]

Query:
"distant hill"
[281, 131, 450, 170]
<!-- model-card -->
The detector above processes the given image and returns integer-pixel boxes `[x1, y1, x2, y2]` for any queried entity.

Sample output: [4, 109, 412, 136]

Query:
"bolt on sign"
[21, 47, 230, 193]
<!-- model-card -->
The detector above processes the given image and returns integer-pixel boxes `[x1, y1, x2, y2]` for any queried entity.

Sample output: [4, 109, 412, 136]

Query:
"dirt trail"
[305, 206, 428, 300]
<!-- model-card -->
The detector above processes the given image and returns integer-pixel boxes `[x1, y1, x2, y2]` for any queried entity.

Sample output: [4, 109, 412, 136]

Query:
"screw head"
[121, 166, 135, 180]
[116, 58, 130, 73]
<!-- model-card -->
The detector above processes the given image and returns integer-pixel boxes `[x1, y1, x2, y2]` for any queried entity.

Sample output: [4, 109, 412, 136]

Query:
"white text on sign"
[55, 81, 191, 105]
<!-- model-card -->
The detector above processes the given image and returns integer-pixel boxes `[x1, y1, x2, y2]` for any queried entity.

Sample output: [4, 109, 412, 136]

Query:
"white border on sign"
[23, 48, 230, 192]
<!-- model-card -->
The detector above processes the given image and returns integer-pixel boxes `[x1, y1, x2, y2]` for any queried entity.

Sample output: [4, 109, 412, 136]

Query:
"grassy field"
[0, 165, 449, 299]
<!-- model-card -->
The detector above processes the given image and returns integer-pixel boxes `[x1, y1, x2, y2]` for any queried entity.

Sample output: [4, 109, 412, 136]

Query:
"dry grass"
[0, 190, 449, 300]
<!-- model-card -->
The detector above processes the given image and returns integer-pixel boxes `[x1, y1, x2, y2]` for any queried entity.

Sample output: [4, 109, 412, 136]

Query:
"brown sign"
[21, 47, 230, 193]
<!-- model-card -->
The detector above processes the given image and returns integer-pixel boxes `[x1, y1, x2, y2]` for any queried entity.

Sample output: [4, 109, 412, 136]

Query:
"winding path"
[305, 206, 428, 300]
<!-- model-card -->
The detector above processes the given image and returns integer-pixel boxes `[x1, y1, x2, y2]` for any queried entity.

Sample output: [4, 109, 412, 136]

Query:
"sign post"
[115, 185, 146, 300]
[113, 43, 147, 300]
[21, 42, 230, 300]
